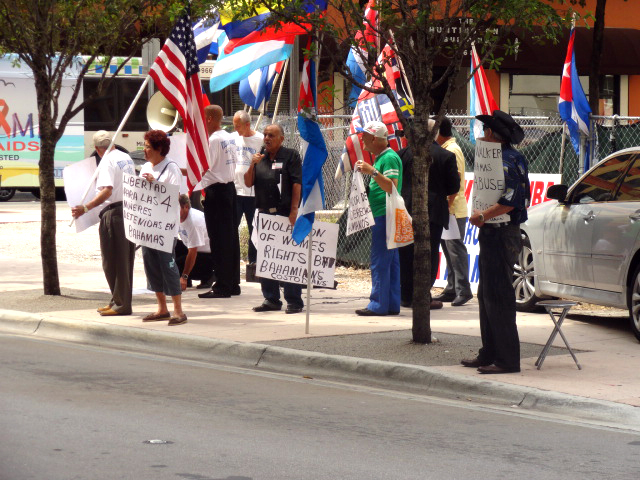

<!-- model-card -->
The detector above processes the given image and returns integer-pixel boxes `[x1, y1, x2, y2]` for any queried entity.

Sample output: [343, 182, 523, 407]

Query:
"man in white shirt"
[232, 110, 263, 270]
[176, 194, 214, 290]
[198, 105, 241, 299]
[71, 131, 135, 316]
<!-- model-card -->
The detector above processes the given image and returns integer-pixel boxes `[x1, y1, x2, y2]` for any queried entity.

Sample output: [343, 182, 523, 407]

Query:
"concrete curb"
[2, 309, 639, 430]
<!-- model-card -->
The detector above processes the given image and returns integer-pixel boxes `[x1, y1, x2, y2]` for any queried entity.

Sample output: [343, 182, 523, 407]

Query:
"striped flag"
[345, 0, 379, 106]
[292, 41, 328, 244]
[469, 44, 498, 143]
[238, 60, 285, 110]
[559, 27, 591, 170]
[148, 8, 210, 194]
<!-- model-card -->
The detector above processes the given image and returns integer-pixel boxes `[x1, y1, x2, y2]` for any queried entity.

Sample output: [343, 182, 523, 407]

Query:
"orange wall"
[566, 0, 640, 28]
[629, 75, 640, 117]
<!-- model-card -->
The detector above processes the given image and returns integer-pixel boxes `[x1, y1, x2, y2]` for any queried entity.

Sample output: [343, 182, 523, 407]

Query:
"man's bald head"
[205, 105, 224, 134]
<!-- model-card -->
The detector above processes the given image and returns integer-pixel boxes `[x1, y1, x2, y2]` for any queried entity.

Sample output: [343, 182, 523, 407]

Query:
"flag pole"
[271, 58, 289, 124]
[70, 75, 152, 226]
[305, 228, 313, 334]
[388, 30, 414, 105]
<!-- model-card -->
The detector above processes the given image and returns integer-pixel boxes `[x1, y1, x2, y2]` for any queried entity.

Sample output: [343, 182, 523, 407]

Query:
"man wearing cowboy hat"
[462, 110, 530, 374]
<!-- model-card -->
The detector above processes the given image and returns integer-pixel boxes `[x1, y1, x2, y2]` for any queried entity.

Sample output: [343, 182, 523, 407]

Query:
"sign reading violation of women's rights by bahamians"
[347, 171, 374, 236]
[471, 140, 511, 224]
[255, 214, 339, 288]
[122, 172, 180, 253]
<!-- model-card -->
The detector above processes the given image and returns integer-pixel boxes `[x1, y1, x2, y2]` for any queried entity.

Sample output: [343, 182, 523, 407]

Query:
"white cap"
[93, 130, 112, 148]
[356, 121, 388, 139]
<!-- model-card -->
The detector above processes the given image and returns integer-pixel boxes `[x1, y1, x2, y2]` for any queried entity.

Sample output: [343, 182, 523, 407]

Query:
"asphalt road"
[2, 334, 639, 480]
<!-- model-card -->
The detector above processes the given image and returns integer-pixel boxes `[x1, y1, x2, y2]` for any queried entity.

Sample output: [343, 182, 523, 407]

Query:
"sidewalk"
[2, 202, 640, 428]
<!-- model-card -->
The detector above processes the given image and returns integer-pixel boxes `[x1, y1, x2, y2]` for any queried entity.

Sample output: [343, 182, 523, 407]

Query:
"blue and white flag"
[292, 42, 328, 245]
[238, 61, 284, 110]
[345, 0, 379, 107]
[559, 27, 591, 170]
[193, 10, 221, 63]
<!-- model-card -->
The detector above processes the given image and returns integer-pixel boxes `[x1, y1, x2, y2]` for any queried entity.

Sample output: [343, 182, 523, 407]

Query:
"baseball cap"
[356, 121, 388, 139]
[93, 130, 112, 148]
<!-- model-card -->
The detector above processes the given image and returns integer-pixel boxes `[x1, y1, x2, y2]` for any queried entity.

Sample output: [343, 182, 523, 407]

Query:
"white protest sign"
[255, 214, 339, 288]
[471, 140, 510, 224]
[347, 171, 374, 236]
[122, 172, 180, 253]
[63, 157, 100, 233]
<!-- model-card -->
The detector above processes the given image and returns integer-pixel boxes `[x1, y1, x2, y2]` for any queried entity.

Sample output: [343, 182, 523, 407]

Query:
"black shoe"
[198, 289, 230, 299]
[461, 357, 491, 368]
[285, 305, 304, 314]
[451, 294, 473, 307]
[388, 311, 400, 315]
[477, 364, 520, 374]
[430, 300, 443, 310]
[355, 308, 385, 316]
[231, 286, 241, 296]
[433, 291, 456, 302]
[253, 302, 282, 312]
[400, 300, 412, 308]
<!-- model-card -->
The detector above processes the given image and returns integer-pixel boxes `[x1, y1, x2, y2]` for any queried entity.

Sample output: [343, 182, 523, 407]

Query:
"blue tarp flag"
[558, 28, 591, 171]
[292, 42, 328, 245]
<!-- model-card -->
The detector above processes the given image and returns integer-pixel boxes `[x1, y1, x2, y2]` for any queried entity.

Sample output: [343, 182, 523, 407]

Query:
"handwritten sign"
[347, 171, 374, 236]
[471, 140, 510, 224]
[122, 172, 180, 253]
[255, 214, 339, 288]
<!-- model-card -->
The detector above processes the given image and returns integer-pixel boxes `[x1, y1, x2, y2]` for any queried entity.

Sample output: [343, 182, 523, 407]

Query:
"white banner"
[255, 214, 339, 288]
[347, 172, 374, 236]
[471, 140, 510, 224]
[63, 157, 100, 233]
[434, 172, 561, 293]
[122, 172, 180, 253]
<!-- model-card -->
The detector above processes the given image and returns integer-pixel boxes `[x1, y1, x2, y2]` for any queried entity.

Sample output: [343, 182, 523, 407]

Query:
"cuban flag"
[336, 44, 412, 178]
[559, 27, 591, 171]
[292, 41, 328, 245]
[345, 0, 379, 107]
[238, 61, 285, 110]
[469, 43, 498, 143]
[193, 10, 221, 62]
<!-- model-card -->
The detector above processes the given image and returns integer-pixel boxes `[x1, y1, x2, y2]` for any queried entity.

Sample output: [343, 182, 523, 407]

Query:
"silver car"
[514, 147, 640, 341]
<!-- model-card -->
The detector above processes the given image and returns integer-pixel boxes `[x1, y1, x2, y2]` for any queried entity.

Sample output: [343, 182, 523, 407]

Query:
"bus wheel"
[0, 188, 16, 201]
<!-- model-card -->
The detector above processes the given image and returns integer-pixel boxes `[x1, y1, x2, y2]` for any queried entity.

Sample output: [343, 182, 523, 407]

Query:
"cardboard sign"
[255, 214, 339, 288]
[347, 172, 374, 236]
[122, 172, 180, 253]
[471, 140, 510, 224]
[63, 157, 100, 233]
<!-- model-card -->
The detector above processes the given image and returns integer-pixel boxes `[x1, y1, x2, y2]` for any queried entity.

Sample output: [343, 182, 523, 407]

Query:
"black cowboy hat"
[475, 110, 525, 145]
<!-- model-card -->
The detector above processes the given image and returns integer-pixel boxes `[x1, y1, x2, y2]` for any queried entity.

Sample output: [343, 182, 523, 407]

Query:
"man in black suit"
[397, 119, 460, 309]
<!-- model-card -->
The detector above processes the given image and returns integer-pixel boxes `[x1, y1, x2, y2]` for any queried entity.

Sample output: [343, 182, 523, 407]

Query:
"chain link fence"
[239, 110, 624, 267]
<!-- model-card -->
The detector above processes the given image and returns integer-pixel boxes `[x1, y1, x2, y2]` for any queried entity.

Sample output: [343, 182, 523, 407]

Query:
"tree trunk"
[33, 68, 61, 295]
[410, 122, 433, 344]
[589, 0, 606, 115]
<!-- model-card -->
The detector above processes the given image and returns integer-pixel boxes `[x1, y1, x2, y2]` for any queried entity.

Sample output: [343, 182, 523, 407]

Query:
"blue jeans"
[477, 224, 522, 371]
[368, 215, 401, 314]
[441, 216, 472, 297]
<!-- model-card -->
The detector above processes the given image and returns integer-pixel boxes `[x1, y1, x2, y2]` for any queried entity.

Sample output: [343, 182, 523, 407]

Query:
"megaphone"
[147, 91, 179, 132]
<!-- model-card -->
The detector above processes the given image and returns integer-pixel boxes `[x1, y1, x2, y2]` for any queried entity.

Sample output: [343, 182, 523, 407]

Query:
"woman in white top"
[140, 130, 187, 326]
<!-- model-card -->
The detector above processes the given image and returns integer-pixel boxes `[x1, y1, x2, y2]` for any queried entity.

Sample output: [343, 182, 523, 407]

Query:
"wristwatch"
[181, 274, 188, 280]
[478, 213, 485, 223]
[371, 169, 379, 178]
[83, 205, 89, 213]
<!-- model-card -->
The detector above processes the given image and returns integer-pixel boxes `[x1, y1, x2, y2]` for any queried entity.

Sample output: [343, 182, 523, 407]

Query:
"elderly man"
[244, 124, 303, 314]
[435, 116, 473, 307]
[462, 110, 530, 374]
[71, 131, 135, 316]
[354, 121, 403, 317]
[176, 194, 214, 290]
[232, 110, 264, 275]
[198, 105, 241, 299]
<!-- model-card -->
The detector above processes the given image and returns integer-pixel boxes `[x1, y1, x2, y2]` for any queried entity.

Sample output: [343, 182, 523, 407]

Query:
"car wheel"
[0, 187, 16, 201]
[514, 234, 541, 312]
[628, 264, 640, 342]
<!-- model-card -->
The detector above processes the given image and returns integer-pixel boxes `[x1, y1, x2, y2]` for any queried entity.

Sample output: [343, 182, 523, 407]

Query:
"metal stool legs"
[535, 300, 582, 370]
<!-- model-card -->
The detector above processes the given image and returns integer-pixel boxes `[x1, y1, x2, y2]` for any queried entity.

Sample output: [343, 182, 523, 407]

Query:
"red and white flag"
[469, 43, 499, 143]
[149, 8, 210, 193]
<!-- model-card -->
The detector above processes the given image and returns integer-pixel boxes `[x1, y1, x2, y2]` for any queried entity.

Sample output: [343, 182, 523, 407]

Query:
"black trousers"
[203, 182, 240, 295]
[175, 240, 214, 282]
[476, 224, 523, 370]
[235, 194, 257, 264]
[399, 221, 443, 304]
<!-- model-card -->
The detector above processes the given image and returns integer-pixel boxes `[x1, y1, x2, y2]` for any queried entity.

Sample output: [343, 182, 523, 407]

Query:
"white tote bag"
[386, 183, 414, 249]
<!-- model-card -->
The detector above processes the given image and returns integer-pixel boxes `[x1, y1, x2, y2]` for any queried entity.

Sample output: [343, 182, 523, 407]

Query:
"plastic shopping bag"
[386, 183, 414, 249]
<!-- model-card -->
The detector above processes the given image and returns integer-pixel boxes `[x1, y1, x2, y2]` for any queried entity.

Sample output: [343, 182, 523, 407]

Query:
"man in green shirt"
[354, 121, 403, 316]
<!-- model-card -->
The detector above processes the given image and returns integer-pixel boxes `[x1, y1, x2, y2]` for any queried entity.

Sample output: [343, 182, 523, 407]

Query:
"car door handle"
[583, 211, 596, 222]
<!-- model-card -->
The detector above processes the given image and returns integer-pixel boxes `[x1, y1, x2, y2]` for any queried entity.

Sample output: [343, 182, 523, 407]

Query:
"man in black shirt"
[244, 124, 304, 314]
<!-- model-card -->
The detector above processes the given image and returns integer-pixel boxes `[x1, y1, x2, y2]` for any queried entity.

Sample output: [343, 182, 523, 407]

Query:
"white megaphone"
[146, 91, 179, 132]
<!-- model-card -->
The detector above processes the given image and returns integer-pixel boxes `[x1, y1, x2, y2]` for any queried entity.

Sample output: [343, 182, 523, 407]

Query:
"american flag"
[148, 9, 210, 193]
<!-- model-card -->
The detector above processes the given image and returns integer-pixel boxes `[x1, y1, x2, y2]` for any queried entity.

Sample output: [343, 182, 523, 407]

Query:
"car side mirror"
[546, 184, 568, 202]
